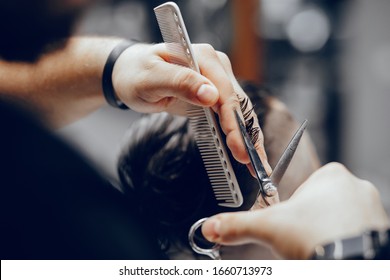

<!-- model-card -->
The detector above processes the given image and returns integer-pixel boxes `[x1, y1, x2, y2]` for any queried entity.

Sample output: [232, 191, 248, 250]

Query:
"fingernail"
[197, 84, 218, 104]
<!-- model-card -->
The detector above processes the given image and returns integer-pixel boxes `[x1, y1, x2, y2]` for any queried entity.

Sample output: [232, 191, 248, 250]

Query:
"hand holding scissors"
[188, 110, 308, 259]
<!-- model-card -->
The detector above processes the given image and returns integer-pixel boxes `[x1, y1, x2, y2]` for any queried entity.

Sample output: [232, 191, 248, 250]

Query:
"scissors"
[235, 109, 278, 206]
[189, 110, 308, 259]
[235, 110, 308, 206]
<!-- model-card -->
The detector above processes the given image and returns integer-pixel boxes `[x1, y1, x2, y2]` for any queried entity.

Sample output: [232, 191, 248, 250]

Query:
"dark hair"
[0, 0, 84, 61]
[118, 84, 272, 254]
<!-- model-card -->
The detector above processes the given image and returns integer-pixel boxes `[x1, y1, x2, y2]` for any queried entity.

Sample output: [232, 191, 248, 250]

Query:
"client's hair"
[118, 84, 272, 255]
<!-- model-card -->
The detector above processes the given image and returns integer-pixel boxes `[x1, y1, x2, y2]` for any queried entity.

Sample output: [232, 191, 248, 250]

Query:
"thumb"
[201, 210, 274, 246]
[164, 64, 219, 106]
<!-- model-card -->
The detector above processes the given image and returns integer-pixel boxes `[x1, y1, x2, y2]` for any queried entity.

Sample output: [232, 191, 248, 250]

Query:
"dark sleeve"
[0, 100, 164, 259]
[311, 229, 390, 260]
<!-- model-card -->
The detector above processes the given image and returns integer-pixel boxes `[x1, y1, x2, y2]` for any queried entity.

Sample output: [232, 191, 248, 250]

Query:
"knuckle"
[313, 162, 350, 182]
[198, 43, 217, 57]
[323, 162, 347, 174]
[360, 179, 379, 198]
[217, 51, 231, 67]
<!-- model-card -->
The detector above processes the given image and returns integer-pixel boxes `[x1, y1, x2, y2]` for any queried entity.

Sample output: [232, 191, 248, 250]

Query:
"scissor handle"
[188, 218, 221, 260]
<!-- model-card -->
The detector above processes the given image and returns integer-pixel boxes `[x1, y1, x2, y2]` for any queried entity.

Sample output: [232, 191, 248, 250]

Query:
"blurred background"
[58, 0, 390, 214]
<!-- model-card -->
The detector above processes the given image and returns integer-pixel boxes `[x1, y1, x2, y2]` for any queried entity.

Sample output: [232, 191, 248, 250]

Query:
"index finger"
[194, 45, 271, 174]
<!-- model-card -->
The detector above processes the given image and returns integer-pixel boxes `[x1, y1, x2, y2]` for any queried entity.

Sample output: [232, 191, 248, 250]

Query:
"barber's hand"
[112, 43, 270, 173]
[202, 163, 390, 259]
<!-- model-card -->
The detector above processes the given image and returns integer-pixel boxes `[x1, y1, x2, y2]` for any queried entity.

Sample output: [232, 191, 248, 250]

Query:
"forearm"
[0, 38, 272, 171]
[0, 37, 122, 127]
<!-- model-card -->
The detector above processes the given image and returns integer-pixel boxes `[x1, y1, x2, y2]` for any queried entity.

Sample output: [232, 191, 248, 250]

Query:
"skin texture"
[113, 43, 270, 172]
[0, 0, 270, 174]
[0, 38, 271, 173]
[0, 38, 118, 125]
[3, 1, 387, 260]
[202, 162, 390, 259]
[117, 85, 320, 259]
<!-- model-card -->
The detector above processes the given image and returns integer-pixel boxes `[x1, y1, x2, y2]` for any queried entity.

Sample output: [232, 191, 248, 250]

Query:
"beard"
[0, 0, 88, 62]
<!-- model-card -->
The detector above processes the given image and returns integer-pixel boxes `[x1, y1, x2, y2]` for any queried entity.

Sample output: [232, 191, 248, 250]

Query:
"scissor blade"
[270, 120, 308, 186]
[234, 110, 268, 182]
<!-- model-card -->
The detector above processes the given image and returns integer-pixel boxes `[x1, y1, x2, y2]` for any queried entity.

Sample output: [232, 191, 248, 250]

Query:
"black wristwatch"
[312, 229, 390, 260]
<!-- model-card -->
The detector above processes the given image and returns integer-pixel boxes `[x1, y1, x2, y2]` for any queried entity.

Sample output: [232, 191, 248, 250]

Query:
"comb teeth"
[155, 2, 243, 208]
[186, 104, 243, 208]
[155, 4, 197, 70]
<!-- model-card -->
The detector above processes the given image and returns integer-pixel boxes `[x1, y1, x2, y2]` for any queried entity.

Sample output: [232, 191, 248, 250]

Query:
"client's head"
[117, 84, 274, 257]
